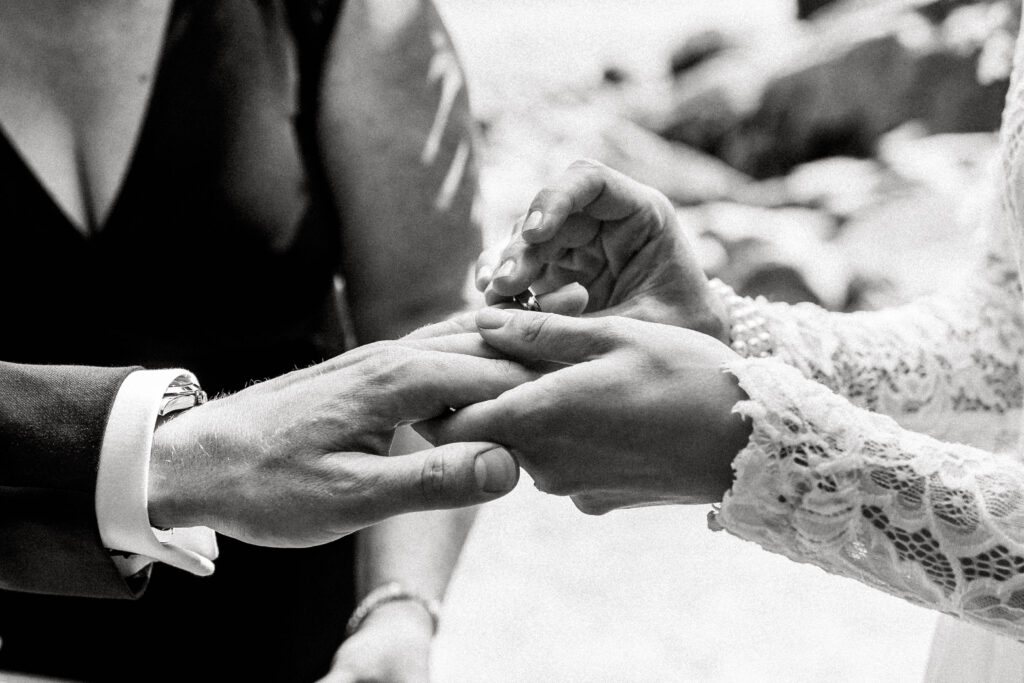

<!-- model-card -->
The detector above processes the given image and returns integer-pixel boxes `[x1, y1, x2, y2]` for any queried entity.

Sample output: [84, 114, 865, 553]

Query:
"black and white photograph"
[1, 0, 1022, 681]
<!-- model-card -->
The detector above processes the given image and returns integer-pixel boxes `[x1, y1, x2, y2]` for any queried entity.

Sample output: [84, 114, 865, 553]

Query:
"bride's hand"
[417, 308, 752, 513]
[477, 159, 728, 341]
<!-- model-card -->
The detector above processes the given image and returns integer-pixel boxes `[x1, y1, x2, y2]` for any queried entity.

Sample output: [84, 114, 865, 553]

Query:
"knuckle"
[569, 157, 604, 173]
[519, 312, 552, 344]
[647, 188, 675, 217]
[477, 245, 501, 270]
[323, 461, 384, 526]
[531, 187, 561, 213]
[368, 346, 418, 385]
[354, 346, 426, 420]
[494, 357, 527, 386]
[590, 317, 629, 351]
[419, 449, 449, 506]
[495, 390, 534, 427]
[530, 471, 561, 495]
[516, 383, 557, 425]
[572, 495, 611, 516]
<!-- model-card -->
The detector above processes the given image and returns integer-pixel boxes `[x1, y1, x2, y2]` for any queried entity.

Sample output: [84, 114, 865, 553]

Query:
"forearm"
[717, 220, 1024, 443]
[357, 510, 475, 604]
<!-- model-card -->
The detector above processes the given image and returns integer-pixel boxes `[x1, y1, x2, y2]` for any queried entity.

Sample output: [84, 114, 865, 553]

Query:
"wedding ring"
[512, 288, 542, 312]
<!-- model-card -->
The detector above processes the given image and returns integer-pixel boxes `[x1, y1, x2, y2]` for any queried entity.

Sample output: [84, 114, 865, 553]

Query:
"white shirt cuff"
[95, 369, 219, 577]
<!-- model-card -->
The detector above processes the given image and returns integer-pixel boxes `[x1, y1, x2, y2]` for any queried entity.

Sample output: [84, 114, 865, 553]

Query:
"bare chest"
[0, 1, 171, 233]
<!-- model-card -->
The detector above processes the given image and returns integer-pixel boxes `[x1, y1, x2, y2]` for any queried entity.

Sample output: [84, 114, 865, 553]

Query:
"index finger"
[521, 159, 657, 244]
[397, 352, 540, 423]
[396, 332, 504, 359]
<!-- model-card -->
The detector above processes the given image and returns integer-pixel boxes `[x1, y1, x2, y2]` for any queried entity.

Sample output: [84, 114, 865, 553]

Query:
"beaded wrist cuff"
[707, 278, 774, 359]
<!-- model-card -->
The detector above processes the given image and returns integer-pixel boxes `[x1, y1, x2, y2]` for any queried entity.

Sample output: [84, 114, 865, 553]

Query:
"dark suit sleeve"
[0, 361, 148, 598]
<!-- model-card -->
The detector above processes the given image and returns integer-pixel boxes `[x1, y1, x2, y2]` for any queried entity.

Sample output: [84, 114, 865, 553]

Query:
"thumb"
[381, 442, 520, 514]
[475, 307, 625, 364]
[531, 282, 589, 317]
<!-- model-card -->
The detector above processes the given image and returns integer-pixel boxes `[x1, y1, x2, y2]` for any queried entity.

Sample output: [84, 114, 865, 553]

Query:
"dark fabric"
[0, 1, 355, 681]
[0, 362, 141, 598]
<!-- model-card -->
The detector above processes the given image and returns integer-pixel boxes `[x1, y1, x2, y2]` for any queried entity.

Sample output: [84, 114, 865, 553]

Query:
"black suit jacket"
[0, 361, 143, 598]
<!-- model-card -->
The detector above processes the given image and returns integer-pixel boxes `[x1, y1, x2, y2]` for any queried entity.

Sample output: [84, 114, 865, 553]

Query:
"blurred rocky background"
[427, 1, 1021, 681]
[460, 0, 1018, 310]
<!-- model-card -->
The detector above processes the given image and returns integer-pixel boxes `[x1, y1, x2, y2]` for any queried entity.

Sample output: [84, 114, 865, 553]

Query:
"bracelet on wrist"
[707, 278, 774, 359]
[346, 582, 441, 637]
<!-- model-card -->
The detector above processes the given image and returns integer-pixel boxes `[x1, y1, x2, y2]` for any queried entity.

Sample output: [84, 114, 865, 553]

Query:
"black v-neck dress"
[0, 2, 357, 680]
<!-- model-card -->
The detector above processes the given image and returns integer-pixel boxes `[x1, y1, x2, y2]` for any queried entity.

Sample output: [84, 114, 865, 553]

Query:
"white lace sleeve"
[717, 358, 1024, 639]
[724, 216, 1024, 447]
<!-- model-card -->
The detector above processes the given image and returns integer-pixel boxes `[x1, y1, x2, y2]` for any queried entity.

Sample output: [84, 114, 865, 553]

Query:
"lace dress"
[711, 9, 1024, 671]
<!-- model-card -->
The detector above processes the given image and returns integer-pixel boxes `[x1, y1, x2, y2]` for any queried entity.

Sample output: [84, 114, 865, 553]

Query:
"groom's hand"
[146, 322, 532, 547]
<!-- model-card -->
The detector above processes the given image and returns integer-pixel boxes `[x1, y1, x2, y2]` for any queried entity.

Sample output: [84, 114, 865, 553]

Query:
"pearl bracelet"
[345, 582, 442, 637]
[707, 278, 774, 359]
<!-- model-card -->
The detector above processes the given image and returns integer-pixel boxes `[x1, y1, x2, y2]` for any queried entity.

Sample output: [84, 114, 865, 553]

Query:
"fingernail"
[476, 307, 513, 329]
[494, 258, 516, 280]
[475, 448, 518, 493]
[475, 265, 493, 290]
[522, 210, 543, 234]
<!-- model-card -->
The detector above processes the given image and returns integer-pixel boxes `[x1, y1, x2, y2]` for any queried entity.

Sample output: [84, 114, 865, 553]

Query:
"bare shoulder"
[338, 0, 444, 49]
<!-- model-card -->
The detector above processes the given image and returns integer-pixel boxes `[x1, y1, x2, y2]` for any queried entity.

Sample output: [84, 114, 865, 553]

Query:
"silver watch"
[159, 374, 208, 418]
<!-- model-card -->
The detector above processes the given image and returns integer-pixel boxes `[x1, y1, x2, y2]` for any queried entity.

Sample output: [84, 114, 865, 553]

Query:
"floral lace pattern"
[712, 21, 1024, 635]
[720, 359, 1024, 639]
[743, 215, 1024, 448]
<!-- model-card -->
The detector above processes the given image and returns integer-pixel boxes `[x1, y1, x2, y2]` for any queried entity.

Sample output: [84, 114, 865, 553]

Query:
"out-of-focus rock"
[651, 3, 1009, 178]
[730, 156, 900, 218]
[876, 125, 999, 194]
[679, 202, 851, 308]
[597, 118, 752, 205]
[601, 66, 629, 85]
[475, 101, 754, 242]
[836, 187, 979, 302]
[798, 0, 843, 20]
[637, 48, 777, 169]
[669, 29, 731, 77]
[732, 132, 995, 216]
[782, 157, 892, 217]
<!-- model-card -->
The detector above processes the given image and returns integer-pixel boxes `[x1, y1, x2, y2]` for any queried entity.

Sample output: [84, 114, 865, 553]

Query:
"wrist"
[712, 372, 752, 496]
[347, 582, 442, 637]
[148, 409, 208, 529]
[359, 599, 436, 636]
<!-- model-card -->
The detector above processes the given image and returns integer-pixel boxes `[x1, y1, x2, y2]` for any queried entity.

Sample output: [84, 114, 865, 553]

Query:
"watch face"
[160, 380, 207, 416]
